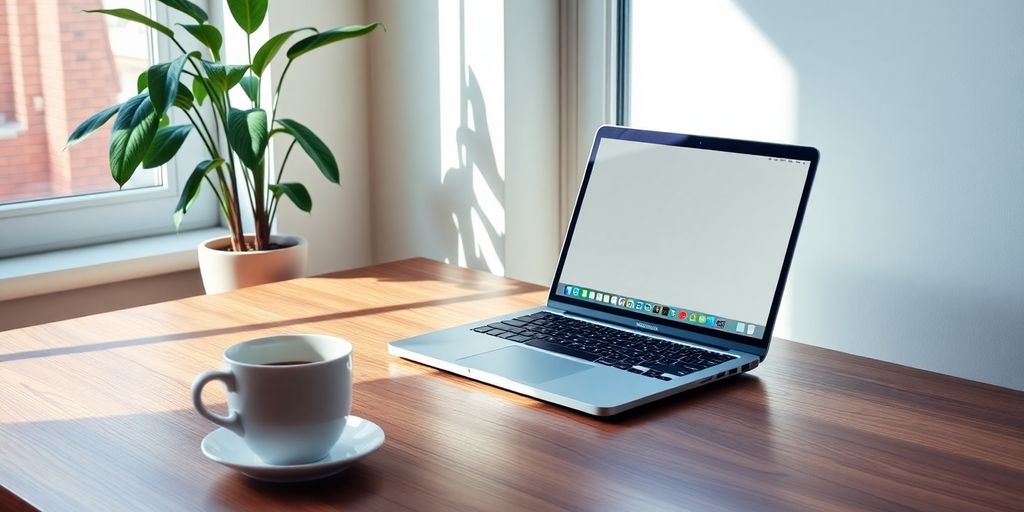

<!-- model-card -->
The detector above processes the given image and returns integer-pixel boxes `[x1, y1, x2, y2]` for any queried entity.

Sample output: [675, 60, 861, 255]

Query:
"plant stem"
[166, 36, 244, 251]
[224, 88, 268, 250]
[263, 56, 296, 245]
[182, 109, 216, 158]
[241, 32, 258, 219]
[252, 153, 268, 250]
[270, 59, 292, 126]
[171, 38, 224, 120]
[203, 69, 228, 122]
[275, 139, 298, 183]
[203, 174, 230, 220]
[220, 165, 246, 251]
[223, 164, 246, 253]
[223, 102, 246, 251]
[206, 101, 231, 231]
[264, 52, 296, 231]
[181, 89, 239, 241]
[212, 166, 231, 220]
[241, 159, 257, 216]
[181, 110, 232, 230]
[190, 108, 218, 158]
[268, 197, 279, 228]
[211, 97, 223, 150]
[246, 33, 256, 108]
[267, 139, 298, 228]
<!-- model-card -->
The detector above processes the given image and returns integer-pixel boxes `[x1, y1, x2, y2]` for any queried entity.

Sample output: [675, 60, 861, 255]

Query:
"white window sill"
[0, 227, 227, 301]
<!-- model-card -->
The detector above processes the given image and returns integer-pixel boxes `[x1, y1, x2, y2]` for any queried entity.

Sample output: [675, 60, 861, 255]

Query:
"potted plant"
[65, 0, 382, 293]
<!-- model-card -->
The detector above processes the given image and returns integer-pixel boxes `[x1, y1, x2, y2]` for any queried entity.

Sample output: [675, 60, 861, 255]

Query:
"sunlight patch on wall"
[471, 208, 503, 273]
[630, 0, 797, 144]
[450, 212, 466, 267]
[438, 0, 506, 276]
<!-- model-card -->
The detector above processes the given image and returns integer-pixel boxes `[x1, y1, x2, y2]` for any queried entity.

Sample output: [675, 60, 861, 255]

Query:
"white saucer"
[201, 416, 385, 483]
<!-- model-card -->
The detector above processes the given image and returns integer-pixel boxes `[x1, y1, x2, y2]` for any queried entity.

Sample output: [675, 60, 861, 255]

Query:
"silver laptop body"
[389, 126, 819, 416]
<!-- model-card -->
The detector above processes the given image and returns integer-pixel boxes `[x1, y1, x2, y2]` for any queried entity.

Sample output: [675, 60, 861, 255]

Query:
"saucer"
[201, 416, 385, 483]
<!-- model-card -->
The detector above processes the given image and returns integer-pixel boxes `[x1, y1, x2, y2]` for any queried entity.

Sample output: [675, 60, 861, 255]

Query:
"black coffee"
[266, 360, 315, 366]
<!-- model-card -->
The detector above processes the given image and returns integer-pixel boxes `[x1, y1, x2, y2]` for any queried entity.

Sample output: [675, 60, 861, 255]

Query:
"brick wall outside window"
[0, 0, 150, 203]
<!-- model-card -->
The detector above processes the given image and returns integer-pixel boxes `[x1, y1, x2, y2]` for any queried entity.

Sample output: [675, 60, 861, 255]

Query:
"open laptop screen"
[551, 128, 816, 347]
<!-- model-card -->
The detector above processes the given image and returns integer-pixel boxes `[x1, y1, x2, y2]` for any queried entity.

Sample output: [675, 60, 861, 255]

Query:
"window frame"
[614, 0, 631, 126]
[558, 0, 622, 235]
[0, 0, 220, 259]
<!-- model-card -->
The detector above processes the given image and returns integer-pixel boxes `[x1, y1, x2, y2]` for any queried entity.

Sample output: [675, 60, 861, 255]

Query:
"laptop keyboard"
[472, 311, 736, 380]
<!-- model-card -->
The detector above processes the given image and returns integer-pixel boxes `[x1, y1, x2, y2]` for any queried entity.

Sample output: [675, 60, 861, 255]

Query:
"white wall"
[752, 0, 1023, 391]
[274, 0, 1024, 389]
[632, 0, 1024, 389]
[367, 0, 560, 284]
[503, 0, 561, 284]
[268, 0, 374, 275]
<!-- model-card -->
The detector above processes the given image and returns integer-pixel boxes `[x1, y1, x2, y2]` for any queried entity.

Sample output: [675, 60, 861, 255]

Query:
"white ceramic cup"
[191, 334, 352, 465]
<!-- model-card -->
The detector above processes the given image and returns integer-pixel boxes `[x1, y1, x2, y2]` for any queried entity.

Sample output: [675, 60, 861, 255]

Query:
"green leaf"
[251, 27, 316, 76]
[239, 75, 259, 103]
[154, 0, 207, 24]
[179, 24, 222, 61]
[148, 52, 195, 115]
[227, 108, 268, 170]
[274, 118, 339, 183]
[270, 183, 312, 213]
[84, 8, 173, 37]
[175, 159, 225, 228]
[142, 124, 191, 169]
[201, 61, 250, 95]
[173, 83, 194, 110]
[109, 93, 160, 187]
[226, 0, 267, 35]
[223, 65, 249, 90]
[192, 78, 207, 105]
[159, 114, 170, 128]
[136, 71, 148, 93]
[66, 104, 120, 148]
[287, 23, 384, 61]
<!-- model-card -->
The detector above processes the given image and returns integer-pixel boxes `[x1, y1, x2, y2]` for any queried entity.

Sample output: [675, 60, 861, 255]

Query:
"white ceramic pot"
[197, 234, 308, 294]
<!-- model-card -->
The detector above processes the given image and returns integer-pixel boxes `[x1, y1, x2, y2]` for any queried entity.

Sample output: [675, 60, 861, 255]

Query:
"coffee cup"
[191, 334, 352, 465]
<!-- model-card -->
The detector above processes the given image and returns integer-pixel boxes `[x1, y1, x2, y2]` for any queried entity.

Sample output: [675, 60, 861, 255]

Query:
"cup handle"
[191, 370, 243, 436]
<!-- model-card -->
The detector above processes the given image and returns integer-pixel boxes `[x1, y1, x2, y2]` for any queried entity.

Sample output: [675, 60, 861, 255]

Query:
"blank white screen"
[559, 138, 809, 325]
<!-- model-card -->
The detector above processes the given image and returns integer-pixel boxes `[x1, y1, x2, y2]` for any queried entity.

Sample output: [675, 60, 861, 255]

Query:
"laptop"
[389, 126, 819, 416]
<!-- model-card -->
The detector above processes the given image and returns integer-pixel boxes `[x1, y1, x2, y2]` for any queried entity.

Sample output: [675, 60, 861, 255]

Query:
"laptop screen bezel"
[546, 125, 819, 358]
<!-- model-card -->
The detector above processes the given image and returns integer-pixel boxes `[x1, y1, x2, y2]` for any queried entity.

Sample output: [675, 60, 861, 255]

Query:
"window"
[619, 0, 797, 144]
[559, 0, 621, 234]
[0, 0, 218, 258]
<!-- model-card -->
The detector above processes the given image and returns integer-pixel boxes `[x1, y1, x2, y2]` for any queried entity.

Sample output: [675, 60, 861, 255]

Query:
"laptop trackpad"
[457, 346, 593, 385]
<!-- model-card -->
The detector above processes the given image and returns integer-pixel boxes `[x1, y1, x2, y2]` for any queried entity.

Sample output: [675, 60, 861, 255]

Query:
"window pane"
[0, 0, 159, 206]
[627, 1, 798, 144]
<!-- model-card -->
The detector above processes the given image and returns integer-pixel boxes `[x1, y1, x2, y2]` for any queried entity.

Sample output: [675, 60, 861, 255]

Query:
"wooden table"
[0, 258, 1021, 511]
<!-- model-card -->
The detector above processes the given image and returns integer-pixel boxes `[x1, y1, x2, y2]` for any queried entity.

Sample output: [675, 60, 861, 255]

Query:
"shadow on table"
[0, 368, 776, 511]
[0, 402, 389, 512]
[211, 463, 384, 510]
[385, 357, 774, 429]
[0, 280, 539, 364]
[317, 258, 541, 291]
[601, 374, 768, 426]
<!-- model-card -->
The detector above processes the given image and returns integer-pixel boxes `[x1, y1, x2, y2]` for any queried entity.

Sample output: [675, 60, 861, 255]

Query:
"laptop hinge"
[551, 303, 766, 358]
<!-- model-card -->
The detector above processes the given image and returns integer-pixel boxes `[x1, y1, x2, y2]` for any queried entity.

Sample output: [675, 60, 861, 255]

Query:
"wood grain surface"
[0, 258, 1021, 511]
